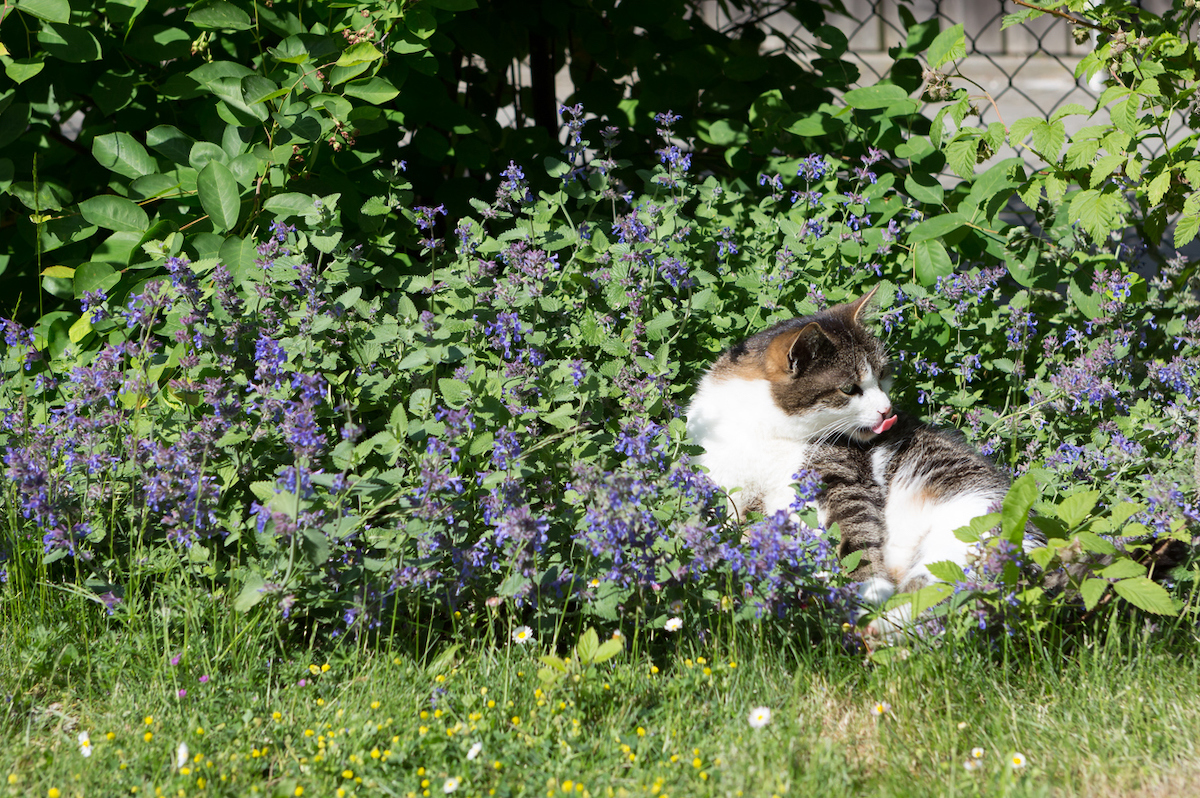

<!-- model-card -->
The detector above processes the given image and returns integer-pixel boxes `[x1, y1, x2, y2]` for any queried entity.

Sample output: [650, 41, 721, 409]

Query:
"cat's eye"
[838, 383, 862, 396]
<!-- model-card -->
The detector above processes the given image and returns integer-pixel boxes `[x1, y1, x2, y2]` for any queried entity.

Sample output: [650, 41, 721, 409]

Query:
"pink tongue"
[872, 414, 897, 435]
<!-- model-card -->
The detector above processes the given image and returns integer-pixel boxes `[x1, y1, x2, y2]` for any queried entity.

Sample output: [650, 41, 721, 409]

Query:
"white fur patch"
[687, 377, 814, 518]
[883, 477, 995, 588]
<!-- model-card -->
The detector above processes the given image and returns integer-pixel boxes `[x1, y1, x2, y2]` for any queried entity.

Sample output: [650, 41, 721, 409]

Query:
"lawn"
[4, 610, 1199, 798]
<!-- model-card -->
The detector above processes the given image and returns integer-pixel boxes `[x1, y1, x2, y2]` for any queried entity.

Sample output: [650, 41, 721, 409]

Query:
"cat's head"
[764, 286, 895, 442]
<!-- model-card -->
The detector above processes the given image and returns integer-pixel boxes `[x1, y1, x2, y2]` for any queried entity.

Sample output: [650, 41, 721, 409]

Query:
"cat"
[686, 286, 1037, 637]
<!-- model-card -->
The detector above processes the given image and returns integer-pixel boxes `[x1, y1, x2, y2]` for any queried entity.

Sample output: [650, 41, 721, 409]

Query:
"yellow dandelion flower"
[295, 787, 304, 796]
[48, 789, 61, 798]
[321, 663, 330, 672]
[309, 664, 320, 675]
[371, 701, 381, 709]
[143, 732, 153, 743]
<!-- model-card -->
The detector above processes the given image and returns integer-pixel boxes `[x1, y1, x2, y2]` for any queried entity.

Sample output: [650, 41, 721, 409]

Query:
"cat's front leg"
[813, 455, 894, 614]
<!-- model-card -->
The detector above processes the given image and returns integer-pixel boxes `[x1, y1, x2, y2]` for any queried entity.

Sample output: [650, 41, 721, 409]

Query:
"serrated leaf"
[1176, 213, 1200, 247]
[1056, 489, 1100, 528]
[1030, 119, 1066, 161]
[1147, 168, 1172, 207]
[1001, 473, 1038, 545]
[1099, 558, 1147, 579]
[197, 160, 241, 233]
[1112, 576, 1177, 615]
[945, 137, 978, 179]
[1070, 187, 1123, 242]
[926, 560, 967, 583]
[576, 628, 599, 663]
[840, 549, 863, 572]
[1080, 578, 1107, 611]
[1076, 531, 1118, 555]
[233, 572, 266, 612]
[1090, 154, 1126, 187]
[592, 638, 623, 664]
[927, 23, 965, 69]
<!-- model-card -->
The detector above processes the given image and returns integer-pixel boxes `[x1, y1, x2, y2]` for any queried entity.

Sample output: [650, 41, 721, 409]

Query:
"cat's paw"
[862, 603, 915, 644]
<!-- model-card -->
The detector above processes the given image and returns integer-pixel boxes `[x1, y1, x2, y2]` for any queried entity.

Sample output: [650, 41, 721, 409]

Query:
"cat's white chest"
[686, 375, 814, 518]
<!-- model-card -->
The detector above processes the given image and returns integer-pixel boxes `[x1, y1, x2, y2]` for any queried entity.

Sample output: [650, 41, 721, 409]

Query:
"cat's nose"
[881, 407, 893, 419]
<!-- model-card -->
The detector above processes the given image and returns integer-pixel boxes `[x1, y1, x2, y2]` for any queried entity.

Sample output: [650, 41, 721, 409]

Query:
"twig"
[1008, 0, 1118, 35]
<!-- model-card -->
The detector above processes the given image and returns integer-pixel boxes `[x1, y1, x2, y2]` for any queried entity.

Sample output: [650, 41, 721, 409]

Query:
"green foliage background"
[1, 0, 1199, 656]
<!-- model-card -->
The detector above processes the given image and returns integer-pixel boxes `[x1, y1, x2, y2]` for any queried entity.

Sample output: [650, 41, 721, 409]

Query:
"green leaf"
[93, 133, 158, 179]
[1147, 168, 1172, 207]
[78, 196, 149, 233]
[263, 193, 317, 218]
[576, 628, 599, 663]
[337, 42, 384, 68]
[1076, 531, 1118, 555]
[4, 57, 45, 84]
[147, 125, 196, 166]
[592, 638, 623, 664]
[928, 23, 966, 69]
[1176, 212, 1200, 248]
[1112, 576, 1177, 615]
[954, 512, 999, 543]
[1001, 473, 1038, 545]
[912, 238, 952, 285]
[187, 0, 253, 31]
[233, 572, 266, 612]
[1080, 578, 1107, 611]
[1070, 187, 1124, 242]
[945, 136, 979, 179]
[908, 213, 966, 242]
[926, 560, 967, 583]
[344, 77, 400, 104]
[839, 549, 863, 572]
[843, 84, 911, 110]
[197, 160, 241, 233]
[73, 261, 120, 296]
[1055, 489, 1100, 528]
[904, 173, 943, 205]
[37, 23, 102, 62]
[1099, 558, 1147, 579]
[13, 0, 71, 23]
[1030, 119, 1066, 161]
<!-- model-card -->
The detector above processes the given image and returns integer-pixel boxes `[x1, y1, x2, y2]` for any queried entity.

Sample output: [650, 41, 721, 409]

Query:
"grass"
[2, 599, 1200, 798]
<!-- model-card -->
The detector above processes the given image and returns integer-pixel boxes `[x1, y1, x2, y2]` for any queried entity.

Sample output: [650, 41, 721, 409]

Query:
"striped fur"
[687, 288, 1031, 632]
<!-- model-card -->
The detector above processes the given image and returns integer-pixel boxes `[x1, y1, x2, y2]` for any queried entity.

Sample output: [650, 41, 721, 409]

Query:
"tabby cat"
[687, 287, 1033, 635]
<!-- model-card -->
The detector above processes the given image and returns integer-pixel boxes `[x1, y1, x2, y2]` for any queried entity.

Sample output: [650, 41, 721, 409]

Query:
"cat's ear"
[848, 285, 880, 323]
[769, 322, 833, 375]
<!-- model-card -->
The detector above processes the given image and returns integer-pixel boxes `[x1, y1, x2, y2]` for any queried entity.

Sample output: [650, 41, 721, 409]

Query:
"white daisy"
[747, 706, 772, 729]
[971, 747, 985, 760]
[664, 617, 683, 632]
[467, 741, 482, 761]
[175, 741, 189, 770]
[870, 701, 891, 716]
[1010, 752, 1027, 769]
[78, 731, 92, 758]
[443, 776, 461, 793]
[511, 626, 534, 644]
